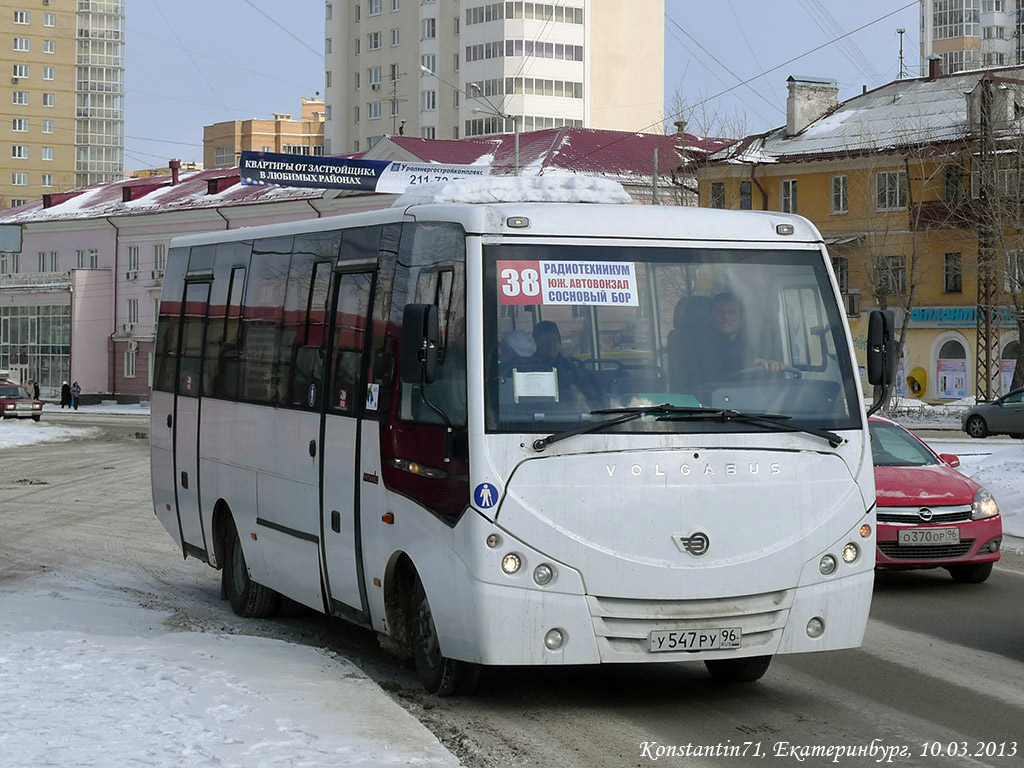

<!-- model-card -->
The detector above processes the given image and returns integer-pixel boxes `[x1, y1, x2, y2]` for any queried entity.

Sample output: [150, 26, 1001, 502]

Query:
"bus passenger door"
[172, 278, 211, 558]
[321, 268, 375, 617]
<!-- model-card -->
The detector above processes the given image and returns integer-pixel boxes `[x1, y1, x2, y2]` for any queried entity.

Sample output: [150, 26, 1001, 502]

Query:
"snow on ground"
[0, 418, 99, 448]
[0, 576, 459, 768]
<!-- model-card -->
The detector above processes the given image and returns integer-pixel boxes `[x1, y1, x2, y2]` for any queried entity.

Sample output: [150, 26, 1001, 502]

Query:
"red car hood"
[874, 464, 979, 507]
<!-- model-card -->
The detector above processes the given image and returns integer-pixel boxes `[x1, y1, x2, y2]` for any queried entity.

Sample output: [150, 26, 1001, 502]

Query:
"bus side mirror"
[867, 310, 895, 386]
[400, 303, 439, 384]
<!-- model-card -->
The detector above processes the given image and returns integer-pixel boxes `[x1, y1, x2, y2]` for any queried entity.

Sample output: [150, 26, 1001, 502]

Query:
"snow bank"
[392, 174, 632, 206]
[0, 420, 98, 449]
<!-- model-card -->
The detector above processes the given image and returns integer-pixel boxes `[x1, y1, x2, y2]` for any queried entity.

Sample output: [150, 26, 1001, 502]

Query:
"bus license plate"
[649, 627, 742, 653]
[898, 527, 960, 546]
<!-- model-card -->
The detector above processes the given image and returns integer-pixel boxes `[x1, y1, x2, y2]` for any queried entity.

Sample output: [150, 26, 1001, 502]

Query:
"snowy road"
[0, 419, 1022, 768]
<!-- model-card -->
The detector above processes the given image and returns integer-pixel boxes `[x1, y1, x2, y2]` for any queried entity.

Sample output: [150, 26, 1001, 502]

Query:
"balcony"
[0, 270, 73, 291]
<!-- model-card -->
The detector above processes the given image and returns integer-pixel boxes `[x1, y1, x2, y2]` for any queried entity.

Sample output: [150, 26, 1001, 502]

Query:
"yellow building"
[1, 0, 124, 209]
[696, 71, 1024, 403]
[203, 98, 326, 169]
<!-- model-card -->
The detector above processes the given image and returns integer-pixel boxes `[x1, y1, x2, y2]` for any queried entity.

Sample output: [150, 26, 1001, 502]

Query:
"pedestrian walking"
[60, 382, 71, 409]
[32, 381, 40, 400]
[71, 381, 81, 410]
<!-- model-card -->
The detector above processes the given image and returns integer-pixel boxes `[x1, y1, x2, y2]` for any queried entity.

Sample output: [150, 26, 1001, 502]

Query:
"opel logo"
[675, 531, 710, 557]
[918, 507, 934, 522]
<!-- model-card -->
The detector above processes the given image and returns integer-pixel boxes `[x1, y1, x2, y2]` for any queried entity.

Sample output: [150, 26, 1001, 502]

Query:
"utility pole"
[976, 76, 1001, 400]
[389, 72, 408, 135]
[897, 28, 907, 80]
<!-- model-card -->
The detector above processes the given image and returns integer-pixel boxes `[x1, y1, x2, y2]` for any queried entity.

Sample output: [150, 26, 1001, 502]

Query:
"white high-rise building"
[920, 0, 1024, 75]
[324, 0, 665, 154]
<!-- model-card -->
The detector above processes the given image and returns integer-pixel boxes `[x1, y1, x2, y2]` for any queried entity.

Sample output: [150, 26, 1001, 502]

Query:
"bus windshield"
[483, 243, 861, 436]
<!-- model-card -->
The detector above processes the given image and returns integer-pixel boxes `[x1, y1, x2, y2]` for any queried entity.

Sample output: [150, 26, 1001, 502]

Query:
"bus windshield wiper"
[532, 404, 844, 452]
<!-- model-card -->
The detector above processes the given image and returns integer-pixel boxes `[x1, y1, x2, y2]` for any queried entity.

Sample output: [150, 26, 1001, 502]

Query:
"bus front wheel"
[704, 655, 772, 683]
[222, 518, 279, 618]
[410, 575, 478, 696]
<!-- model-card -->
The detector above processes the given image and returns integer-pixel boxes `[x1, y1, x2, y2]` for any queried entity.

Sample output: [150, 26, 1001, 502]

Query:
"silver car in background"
[962, 387, 1024, 438]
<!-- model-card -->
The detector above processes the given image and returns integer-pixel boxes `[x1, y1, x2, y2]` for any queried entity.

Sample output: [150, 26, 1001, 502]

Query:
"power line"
[239, 0, 322, 59]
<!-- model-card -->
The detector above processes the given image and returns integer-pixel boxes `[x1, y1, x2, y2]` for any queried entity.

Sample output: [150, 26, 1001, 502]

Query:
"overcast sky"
[123, 0, 920, 171]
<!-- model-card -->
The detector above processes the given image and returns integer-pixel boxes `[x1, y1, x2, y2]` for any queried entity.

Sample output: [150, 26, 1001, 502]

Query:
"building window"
[420, 89, 436, 111]
[41, 146, 53, 161]
[368, 65, 381, 85]
[354, 105, 360, 122]
[943, 164, 964, 203]
[781, 178, 797, 213]
[42, 93, 54, 107]
[13, 10, 30, 24]
[326, 2, 333, 20]
[11, 172, 28, 186]
[77, 249, 98, 269]
[42, 119, 54, 134]
[391, 28, 400, 45]
[421, 53, 436, 73]
[369, 0, 382, 14]
[944, 252, 962, 293]
[875, 170, 907, 211]
[127, 298, 139, 324]
[421, 18, 436, 39]
[41, 173, 53, 187]
[1005, 250, 1024, 292]
[831, 256, 849, 294]
[14, 37, 30, 52]
[368, 31, 381, 49]
[214, 145, 235, 167]
[709, 182, 726, 209]
[12, 145, 28, 160]
[128, 246, 139, 272]
[368, 101, 382, 119]
[831, 175, 848, 214]
[739, 180, 752, 210]
[13, 63, 30, 78]
[881, 255, 907, 294]
[125, 350, 137, 378]
[355, 71, 360, 89]
[12, 118, 28, 132]
[420, 126, 436, 139]
[44, 12, 55, 26]
[43, 65, 54, 80]
[325, 37, 332, 54]
[43, 39, 55, 54]
[392, 0, 400, 9]
[13, 91, 29, 106]
[154, 244, 167, 271]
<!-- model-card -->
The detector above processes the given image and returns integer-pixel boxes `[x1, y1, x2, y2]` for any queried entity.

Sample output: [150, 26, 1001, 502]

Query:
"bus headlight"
[819, 555, 837, 575]
[501, 552, 522, 574]
[842, 543, 860, 564]
[972, 488, 999, 519]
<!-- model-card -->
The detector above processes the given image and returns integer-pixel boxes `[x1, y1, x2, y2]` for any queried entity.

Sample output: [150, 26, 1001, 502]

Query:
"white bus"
[151, 178, 893, 694]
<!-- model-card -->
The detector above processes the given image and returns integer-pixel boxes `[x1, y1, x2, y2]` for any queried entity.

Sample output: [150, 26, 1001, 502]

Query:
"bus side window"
[203, 241, 251, 399]
[328, 272, 373, 415]
[153, 246, 190, 393]
[240, 237, 292, 404]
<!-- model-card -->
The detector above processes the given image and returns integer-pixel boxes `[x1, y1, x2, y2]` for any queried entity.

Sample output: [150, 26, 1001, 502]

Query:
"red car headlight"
[972, 488, 999, 519]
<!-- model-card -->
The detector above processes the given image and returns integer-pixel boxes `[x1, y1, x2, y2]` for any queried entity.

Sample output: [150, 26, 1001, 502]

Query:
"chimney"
[927, 55, 942, 80]
[673, 118, 688, 135]
[169, 158, 181, 185]
[786, 76, 839, 137]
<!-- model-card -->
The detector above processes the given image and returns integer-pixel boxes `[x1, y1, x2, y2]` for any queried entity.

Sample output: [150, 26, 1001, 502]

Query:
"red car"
[869, 416, 1001, 583]
[0, 380, 43, 422]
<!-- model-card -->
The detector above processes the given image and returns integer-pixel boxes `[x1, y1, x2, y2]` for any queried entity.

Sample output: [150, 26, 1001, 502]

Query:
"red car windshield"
[0, 385, 30, 399]
[869, 421, 939, 467]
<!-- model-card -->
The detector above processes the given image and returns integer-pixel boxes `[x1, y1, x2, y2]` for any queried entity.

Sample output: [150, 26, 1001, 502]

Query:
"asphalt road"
[2, 416, 1022, 768]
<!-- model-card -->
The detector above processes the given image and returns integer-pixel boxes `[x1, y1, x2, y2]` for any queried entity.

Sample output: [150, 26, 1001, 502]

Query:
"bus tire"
[222, 518, 279, 618]
[410, 575, 477, 696]
[704, 655, 772, 683]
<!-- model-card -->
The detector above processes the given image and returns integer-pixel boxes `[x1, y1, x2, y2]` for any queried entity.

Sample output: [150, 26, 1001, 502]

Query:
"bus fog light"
[842, 543, 859, 563]
[544, 628, 564, 650]
[819, 555, 837, 575]
[533, 563, 554, 585]
[806, 617, 826, 638]
[501, 552, 522, 574]
[486, 533, 501, 548]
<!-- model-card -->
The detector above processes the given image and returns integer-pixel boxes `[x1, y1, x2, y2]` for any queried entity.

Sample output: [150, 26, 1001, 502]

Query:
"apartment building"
[920, 0, 1024, 74]
[1, 0, 124, 209]
[203, 97, 326, 169]
[324, 0, 664, 154]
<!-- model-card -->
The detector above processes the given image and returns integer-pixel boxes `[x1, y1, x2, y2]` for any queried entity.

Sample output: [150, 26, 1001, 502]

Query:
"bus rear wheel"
[222, 518, 279, 618]
[704, 655, 772, 682]
[410, 576, 478, 696]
